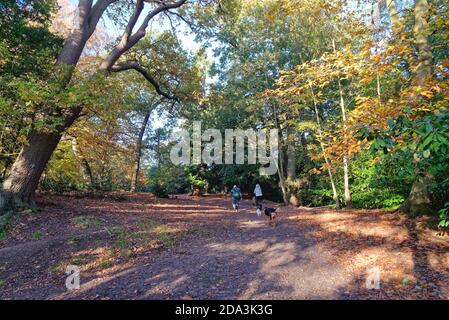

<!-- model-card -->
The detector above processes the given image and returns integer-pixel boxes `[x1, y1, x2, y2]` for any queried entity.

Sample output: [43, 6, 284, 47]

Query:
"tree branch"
[100, 0, 188, 71]
[128, 0, 188, 48]
[166, 9, 195, 31]
[111, 61, 179, 101]
[88, 0, 120, 34]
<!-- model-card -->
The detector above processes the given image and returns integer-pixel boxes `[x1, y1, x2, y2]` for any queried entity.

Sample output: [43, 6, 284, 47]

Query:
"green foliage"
[31, 230, 42, 240]
[438, 203, 449, 229]
[147, 165, 190, 197]
[302, 187, 335, 207]
[113, 229, 132, 259]
[149, 182, 169, 198]
[349, 152, 413, 210]
[0, 0, 63, 177]
[39, 141, 85, 192]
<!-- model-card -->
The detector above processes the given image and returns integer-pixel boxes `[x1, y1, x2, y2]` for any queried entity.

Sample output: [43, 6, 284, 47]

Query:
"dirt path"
[0, 194, 447, 299]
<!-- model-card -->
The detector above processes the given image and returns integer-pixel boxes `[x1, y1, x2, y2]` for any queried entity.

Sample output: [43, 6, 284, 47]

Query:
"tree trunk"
[271, 104, 289, 205]
[338, 81, 352, 208]
[71, 138, 94, 189]
[386, 0, 402, 36]
[277, 131, 291, 206]
[2, 130, 63, 205]
[386, 0, 434, 215]
[131, 111, 151, 192]
[400, 173, 434, 216]
[3, 103, 83, 203]
[286, 127, 301, 206]
[1, 1, 104, 204]
[333, 39, 353, 209]
[309, 84, 340, 209]
[287, 137, 296, 179]
[0, 190, 6, 216]
[402, 0, 434, 215]
[278, 158, 289, 205]
[1, 0, 186, 205]
[413, 0, 432, 86]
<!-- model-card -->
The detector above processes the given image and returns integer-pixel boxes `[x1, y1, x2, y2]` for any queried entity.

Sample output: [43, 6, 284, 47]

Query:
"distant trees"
[180, 0, 449, 215]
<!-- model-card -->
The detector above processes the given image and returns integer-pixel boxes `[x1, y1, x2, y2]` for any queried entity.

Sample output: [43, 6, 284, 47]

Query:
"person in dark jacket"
[230, 185, 242, 211]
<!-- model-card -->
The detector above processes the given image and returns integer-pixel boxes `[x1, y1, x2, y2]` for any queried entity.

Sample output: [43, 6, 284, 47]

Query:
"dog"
[264, 207, 277, 226]
[253, 196, 263, 217]
[256, 204, 262, 217]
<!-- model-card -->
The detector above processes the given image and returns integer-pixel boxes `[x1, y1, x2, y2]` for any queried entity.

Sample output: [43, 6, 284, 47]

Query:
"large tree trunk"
[413, 0, 433, 85]
[3, 103, 83, 203]
[2, 130, 63, 205]
[386, 0, 434, 215]
[131, 111, 151, 192]
[402, 0, 434, 215]
[400, 173, 434, 216]
[1, 1, 106, 204]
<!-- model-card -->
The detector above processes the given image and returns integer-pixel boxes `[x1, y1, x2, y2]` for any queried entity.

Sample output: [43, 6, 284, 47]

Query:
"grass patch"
[69, 254, 94, 266]
[0, 211, 13, 235]
[51, 248, 115, 274]
[400, 277, 411, 286]
[136, 219, 158, 230]
[98, 257, 111, 270]
[73, 216, 103, 229]
[113, 228, 133, 259]
[188, 227, 212, 238]
[158, 231, 178, 247]
[31, 230, 42, 240]
[67, 237, 77, 245]
[0, 279, 5, 287]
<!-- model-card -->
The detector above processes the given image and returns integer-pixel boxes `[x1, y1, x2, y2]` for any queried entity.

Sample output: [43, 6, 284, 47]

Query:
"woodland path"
[0, 194, 447, 299]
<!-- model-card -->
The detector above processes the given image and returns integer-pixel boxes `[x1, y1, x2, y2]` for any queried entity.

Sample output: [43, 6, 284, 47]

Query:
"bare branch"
[166, 9, 195, 31]
[111, 61, 180, 102]
[128, 0, 188, 47]
[100, 0, 188, 70]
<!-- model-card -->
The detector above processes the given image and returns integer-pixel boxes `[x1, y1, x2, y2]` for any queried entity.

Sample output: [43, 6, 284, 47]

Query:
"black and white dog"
[264, 207, 277, 226]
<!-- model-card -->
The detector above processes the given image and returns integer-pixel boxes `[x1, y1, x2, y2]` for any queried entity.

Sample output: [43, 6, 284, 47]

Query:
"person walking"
[254, 184, 263, 216]
[230, 185, 242, 211]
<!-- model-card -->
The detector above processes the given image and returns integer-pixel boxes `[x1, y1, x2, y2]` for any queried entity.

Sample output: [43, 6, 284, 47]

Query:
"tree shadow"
[1, 195, 447, 300]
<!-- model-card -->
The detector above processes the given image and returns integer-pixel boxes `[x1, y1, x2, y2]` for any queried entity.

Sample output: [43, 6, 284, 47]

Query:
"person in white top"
[254, 184, 263, 216]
